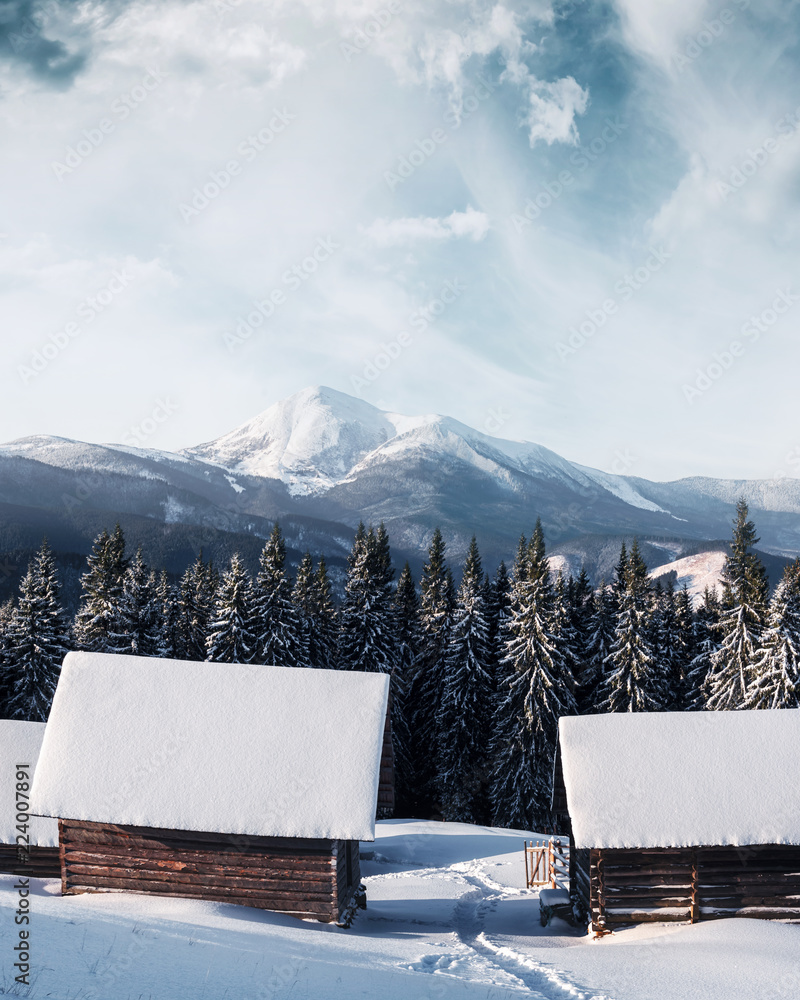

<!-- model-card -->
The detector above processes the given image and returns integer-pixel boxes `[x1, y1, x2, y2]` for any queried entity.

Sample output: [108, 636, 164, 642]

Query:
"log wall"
[377, 702, 395, 818]
[590, 845, 800, 933]
[0, 843, 61, 878]
[59, 820, 362, 923]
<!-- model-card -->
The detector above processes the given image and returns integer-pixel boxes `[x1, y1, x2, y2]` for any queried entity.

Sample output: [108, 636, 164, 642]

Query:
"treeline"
[1, 499, 798, 830]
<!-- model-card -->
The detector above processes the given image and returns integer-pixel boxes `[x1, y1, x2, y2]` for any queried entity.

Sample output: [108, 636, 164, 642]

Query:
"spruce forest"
[2, 498, 798, 830]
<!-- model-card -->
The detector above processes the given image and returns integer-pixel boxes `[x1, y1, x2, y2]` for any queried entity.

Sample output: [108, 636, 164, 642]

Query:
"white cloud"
[523, 75, 589, 146]
[611, 0, 712, 71]
[363, 207, 490, 246]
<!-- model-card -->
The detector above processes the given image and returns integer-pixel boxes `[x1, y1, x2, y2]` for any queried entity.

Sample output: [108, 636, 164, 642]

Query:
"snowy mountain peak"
[183, 385, 679, 508]
[185, 386, 399, 494]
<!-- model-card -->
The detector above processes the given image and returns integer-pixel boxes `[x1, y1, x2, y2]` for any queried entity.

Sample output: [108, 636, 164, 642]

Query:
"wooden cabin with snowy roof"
[29, 652, 389, 923]
[0, 720, 60, 877]
[557, 710, 800, 934]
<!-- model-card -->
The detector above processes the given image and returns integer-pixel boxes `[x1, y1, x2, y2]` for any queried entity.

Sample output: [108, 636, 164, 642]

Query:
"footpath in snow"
[1, 820, 799, 999]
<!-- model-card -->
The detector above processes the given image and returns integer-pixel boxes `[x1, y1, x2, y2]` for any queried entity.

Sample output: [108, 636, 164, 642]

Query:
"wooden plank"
[64, 863, 337, 894]
[63, 884, 338, 918]
[61, 821, 334, 853]
[63, 847, 336, 876]
[65, 873, 336, 903]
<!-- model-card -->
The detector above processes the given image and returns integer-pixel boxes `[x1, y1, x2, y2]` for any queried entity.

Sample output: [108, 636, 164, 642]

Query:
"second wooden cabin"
[30, 651, 389, 923]
[0, 720, 60, 878]
[557, 709, 800, 934]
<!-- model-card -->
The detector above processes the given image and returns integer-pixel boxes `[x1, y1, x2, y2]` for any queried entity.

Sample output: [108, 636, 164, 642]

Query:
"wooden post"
[58, 818, 67, 897]
[691, 848, 699, 923]
[524, 840, 529, 888]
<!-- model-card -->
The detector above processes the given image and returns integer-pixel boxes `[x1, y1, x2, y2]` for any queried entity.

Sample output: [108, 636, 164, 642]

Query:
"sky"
[1, 0, 799, 482]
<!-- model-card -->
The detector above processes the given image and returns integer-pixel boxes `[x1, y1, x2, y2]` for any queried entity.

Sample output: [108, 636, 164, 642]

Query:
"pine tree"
[705, 500, 769, 710]
[569, 567, 593, 704]
[0, 599, 15, 717]
[600, 540, 666, 713]
[206, 553, 255, 663]
[252, 523, 309, 668]
[6, 540, 69, 721]
[745, 562, 800, 709]
[437, 537, 493, 823]
[392, 562, 419, 812]
[552, 569, 580, 693]
[118, 548, 160, 657]
[155, 571, 181, 659]
[612, 541, 629, 604]
[292, 551, 337, 670]
[406, 527, 453, 814]
[486, 561, 511, 688]
[583, 583, 616, 712]
[73, 525, 129, 652]
[337, 523, 398, 674]
[491, 520, 576, 829]
[652, 580, 686, 710]
[176, 551, 217, 661]
[686, 586, 721, 707]
[314, 556, 338, 669]
[673, 584, 697, 710]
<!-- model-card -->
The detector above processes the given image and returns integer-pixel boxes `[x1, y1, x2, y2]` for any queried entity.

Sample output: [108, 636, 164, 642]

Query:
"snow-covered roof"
[559, 710, 800, 850]
[0, 720, 59, 847]
[31, 652, 390, 842]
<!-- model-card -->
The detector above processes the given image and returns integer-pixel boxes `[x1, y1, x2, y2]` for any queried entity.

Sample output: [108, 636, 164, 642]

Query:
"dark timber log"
[58, 820, 363, 923]
[377, 702, 395, 818]
[0, 843, 61, 878]
[589, 845, 800, 933]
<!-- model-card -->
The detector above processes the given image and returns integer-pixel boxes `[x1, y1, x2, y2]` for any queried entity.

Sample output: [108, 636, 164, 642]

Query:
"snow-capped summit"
[184, 385, 668, 507]
[185, 386, 400, 494]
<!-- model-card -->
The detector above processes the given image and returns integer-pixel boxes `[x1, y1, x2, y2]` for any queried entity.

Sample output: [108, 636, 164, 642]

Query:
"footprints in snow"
[412, 865, 611, 1000]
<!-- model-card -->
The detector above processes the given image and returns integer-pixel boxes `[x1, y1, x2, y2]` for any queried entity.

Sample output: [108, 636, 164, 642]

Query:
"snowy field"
[1, 820, 798, 1000]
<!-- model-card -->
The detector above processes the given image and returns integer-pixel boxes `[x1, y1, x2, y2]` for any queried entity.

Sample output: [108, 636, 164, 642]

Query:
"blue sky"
[2, 0, 799, 481]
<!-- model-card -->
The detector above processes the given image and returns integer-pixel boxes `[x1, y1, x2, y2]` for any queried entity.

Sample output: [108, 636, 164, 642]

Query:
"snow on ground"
[1, 820, 798, 999]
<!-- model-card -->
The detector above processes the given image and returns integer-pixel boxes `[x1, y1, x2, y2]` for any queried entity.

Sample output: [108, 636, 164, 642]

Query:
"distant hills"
[1, 385, 796, 608]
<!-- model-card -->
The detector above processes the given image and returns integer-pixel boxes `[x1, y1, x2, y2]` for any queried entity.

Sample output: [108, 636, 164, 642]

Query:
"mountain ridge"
[1, 385, 799, 597]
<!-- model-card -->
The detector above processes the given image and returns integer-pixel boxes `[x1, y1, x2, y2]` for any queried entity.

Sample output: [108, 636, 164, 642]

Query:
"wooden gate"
[524, 838, 570, 890]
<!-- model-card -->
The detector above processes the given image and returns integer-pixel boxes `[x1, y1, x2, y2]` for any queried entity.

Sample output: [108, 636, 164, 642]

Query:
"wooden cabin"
[30, 652, 389, 923]
[0, 720, 60, 878]
[557, 710, 800, 934]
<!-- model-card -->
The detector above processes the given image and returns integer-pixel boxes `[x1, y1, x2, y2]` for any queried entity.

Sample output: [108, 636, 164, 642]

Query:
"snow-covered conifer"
[7, 540, 69, 721]
[118, 548, 160, 657]
[437, 537, 493, 823]
[705, 500, 769, 709]
[491, 520, 576, 830]
[745, 562, 800, 709]
[73, 524, 129, 652]
[337, 522, 398, 674]
[206, 553, 255, 663]
[252, 523, 310, 668]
